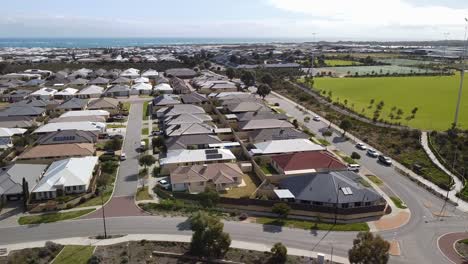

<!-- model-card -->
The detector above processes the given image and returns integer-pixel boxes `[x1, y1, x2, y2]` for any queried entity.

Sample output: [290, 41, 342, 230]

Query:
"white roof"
[78, 85, 104, 95]
[31, 87, 57, 96]
[131, 82, 152, 90]
[141, 69, 159, 77]
[55, 88, 78, 96]
[251, 139, 325, 155]
[32, 156, 98, 193]
[0, 127, 27, 137]
[154, 83, 173, 91]
[160, 149, 236, 165]
[33, 122, 106, 133]
[274, 189, 296, 199]
[120, 68, 140, 77]
[60, 110, 110, 118]
[134, 77, 149, 83]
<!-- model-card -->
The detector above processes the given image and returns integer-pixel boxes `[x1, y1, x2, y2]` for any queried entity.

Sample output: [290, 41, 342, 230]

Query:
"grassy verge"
[78, 171, 117, 208]
[390, 196, 407, 209]
[142, 101, 149, 120]
[317, 138, 331, 146]
[255, 217, 369, 231]
[366, 175, 384, 186]
[359, 179, 372, 188]
[52, 245, 95, 264]
[107, 124, 126, 129]
[141, 127, 149, 135]
[122, 102, 131, 111]
[18, 209, 95, 225]
[136, 186, 152, 201]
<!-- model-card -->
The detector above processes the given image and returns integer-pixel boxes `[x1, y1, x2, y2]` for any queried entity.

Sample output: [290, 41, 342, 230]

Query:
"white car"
[367, 149, 379, 158]
[120, 153, 126, 161]
[158, 179, 171, 190]
[313, 115, 321, 121]
[348, 163, 361, 172]
[356, 143, 367, 150]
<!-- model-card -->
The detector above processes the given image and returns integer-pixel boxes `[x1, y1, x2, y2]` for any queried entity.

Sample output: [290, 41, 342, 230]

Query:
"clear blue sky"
[1, 0, 467, 40]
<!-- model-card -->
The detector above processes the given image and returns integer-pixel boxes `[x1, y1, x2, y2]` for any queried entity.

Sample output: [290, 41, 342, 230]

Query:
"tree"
[292, 119, 299, 129]
[197, 187, 220, 208]
[189, 211, 231, 258]
[104, 138, 122, 151]
[351, 152, 361, 160]
[272, 203, 290, 218]
[271, 243, 288, 263]
[225, 67, 235, 80]
[261, 73, 273, 86]
[22, 178, 29, 211]
[240, 70, 256, 87]
[348, 232, 390, 264]
[256, 83, 271, 99]
[101, 161, 118, 174]
[138, 155, 156, 169]
[339, 119, 353, 136]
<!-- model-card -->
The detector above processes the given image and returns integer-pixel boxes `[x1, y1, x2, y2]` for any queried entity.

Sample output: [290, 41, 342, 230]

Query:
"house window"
[354, 202, 362, 207]
[365, 202, 371, 206]
[300, 200, 310, 204]
[312, 201, 323, 206]
[72, 186, 77, 191]
[341, 203, 349, 208]
[199, 182, 204, 186]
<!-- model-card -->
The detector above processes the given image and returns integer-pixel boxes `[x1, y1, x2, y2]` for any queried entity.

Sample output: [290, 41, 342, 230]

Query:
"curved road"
[1, 98, 467, 264]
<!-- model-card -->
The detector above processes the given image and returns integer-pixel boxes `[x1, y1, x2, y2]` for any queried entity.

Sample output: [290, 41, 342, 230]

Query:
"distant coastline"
[0, 37, 315, 48]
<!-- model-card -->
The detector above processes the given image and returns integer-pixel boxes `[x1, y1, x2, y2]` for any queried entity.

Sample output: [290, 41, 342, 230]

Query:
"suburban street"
[0, 95, 467, 264]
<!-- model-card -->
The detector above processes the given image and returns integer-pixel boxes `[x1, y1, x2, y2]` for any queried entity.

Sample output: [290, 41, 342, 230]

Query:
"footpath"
[0, 234, 350, 264]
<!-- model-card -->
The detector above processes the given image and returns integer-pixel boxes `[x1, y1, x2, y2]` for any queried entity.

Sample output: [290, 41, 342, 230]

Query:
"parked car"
[120, 152, 126, 161]
[313, 115, 321, 121]
[378, 155, 392, 165]
[367, 149, 379, 157]
[112, 115, 125, 121]
[356, 143, 367, 150]
[348, 163, 361, 172]
[151, 130, 163, 136]
[110, 134, 123, 140]
[158, 179, 171, 190]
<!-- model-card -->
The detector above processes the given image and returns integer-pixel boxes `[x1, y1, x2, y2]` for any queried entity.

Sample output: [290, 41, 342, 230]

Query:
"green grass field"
[18, 209, 95, 225]
[314, 74, 468, 130]
[325, 59, 362, 66]
[53, 245, 95, 264]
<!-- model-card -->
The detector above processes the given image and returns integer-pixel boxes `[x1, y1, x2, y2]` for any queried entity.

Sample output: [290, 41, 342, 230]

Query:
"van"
[348, 164, 360, 172]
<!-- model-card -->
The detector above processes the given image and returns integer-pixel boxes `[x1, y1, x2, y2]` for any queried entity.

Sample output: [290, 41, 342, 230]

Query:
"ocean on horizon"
[0, 37, 313, 48]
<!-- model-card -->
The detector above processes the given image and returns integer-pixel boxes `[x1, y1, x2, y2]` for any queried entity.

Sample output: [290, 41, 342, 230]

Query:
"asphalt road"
[114, 102, 143, 197]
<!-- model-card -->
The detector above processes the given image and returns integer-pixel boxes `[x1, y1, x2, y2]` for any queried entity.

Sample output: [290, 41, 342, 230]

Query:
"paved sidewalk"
[271, 91, 468, 212]
[0, 234, 350, 263]
[420, 132, 467, 210]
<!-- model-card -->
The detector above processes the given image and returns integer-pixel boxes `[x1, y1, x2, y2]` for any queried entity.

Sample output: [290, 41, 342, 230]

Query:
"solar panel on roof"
[205, 149, 218, 154]
[206, 153, 223, 159]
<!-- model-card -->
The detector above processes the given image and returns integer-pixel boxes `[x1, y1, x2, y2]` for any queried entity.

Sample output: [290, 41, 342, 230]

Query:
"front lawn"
[142, 101, 149, 120]
[390, 196, 407, 209]
[52, 245, 95, 264]
[107, 124, 126, 129]
[18, 209, 95, 225]
[141, 127, 149, 135]
[366, 175, 384, 186]
[221, 174, 260, 199]
[256, 217, 369, 231]
[136, 186, 152, 201]
[77, 171, 117, 208]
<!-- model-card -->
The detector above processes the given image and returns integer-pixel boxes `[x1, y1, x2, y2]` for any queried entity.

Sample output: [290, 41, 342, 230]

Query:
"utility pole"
[100, 187, 108, 239]
[453, 18, 468, 128]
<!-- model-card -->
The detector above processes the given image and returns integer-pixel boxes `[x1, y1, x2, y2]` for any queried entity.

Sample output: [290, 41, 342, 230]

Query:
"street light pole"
[453, 18, 468, 128]
[100, 187, 108, 239]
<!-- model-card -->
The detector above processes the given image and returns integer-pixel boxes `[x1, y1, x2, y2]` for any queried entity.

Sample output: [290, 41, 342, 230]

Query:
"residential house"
[198, 81, 238, 94]
[165, 134, 222, 151]
[87, 97, 119, 114]
[60, 110, 110, 119]
[250, 139, 325, 156]
[0, 116, 38, 128]
[155, 76, 169, 84]
[31, 156, 99, 200]
[1, 89, 32, 102]
[33, 122, 106, 134]
[0, 128, 27, 149]
[225, 101, 268, 113]
[153, 83, 173, 94]
[271, 151, 347, 175]
[235, 111, 288, 121]
[134, 77, 150, 83]
[141, 69, 159, 79]
[56, 98, 88, 111]
[0, 105, 46, 117]
[76, 85, 104, 99]
[110, 77, 132, 85]
[24, 79, 46, 87]
[171, 163, 244, 193]
[0, 163, 48, 202]
[278, 171, 385, 209]
[152, 95, 181, 111]
[249, 128, 309, 143]
[180, 92, 208, 105]
[163, 113, 212, 126]
[104, 85, 130, 97]
[54, 88, 78, 100]
[238, 119, 294, 131]
[160, 148, 236, 174]
[170, 77, 191, 94]
[29, 87, 57, 100]
[165, 68, 197, 79]
[17, 143, 95, 162]
[68, 78, 89, 87]
[88, 77, 110, 86]
[165, 123, 215, 137]
[49, 115, 106, 123]
[131, 82, 152, 95]
[11, 98, 60, 111]
[36, 130, 98, 145]
[120, 68, 140, 79]
[155, 104, 206, 118]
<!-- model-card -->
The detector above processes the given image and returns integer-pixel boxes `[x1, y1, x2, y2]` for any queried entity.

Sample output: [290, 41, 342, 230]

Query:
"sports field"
[314, 74, 468, 131]
[325, 59, 362, 66]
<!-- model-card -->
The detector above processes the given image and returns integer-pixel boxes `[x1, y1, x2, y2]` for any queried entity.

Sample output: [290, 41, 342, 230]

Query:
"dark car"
[378, 155, 392, 165]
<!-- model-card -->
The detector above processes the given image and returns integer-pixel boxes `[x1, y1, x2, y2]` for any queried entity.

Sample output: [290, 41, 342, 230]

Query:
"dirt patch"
[0, 243, 63, 264]
[455, 240, 468, 258]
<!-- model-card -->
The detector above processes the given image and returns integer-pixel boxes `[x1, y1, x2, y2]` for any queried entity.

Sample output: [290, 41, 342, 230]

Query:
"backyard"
[314, 74, 468, 130]
[221, 173, 261, 199]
